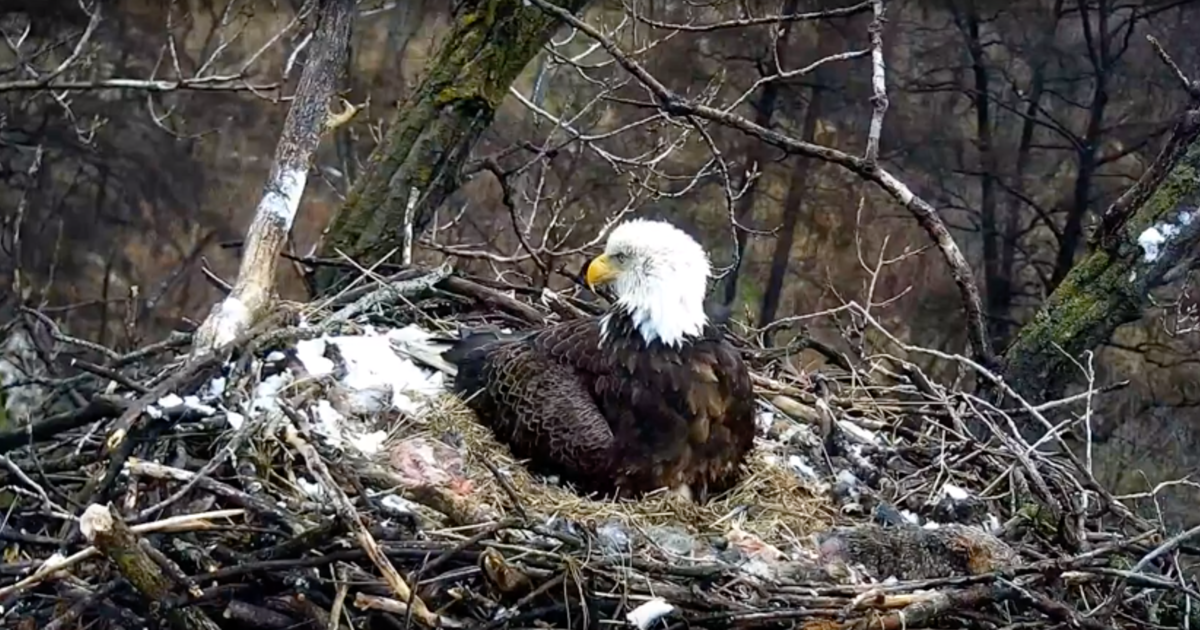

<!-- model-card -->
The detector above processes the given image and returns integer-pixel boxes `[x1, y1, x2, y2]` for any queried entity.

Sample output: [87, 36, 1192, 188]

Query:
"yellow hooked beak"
[585, 253, 620, 290]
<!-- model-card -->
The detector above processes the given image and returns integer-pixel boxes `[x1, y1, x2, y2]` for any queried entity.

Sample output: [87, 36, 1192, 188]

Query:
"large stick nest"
[0, 264, 1196, 630]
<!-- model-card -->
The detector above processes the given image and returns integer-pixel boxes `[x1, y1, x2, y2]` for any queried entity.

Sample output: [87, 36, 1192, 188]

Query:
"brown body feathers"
[442, 311, 756, 501]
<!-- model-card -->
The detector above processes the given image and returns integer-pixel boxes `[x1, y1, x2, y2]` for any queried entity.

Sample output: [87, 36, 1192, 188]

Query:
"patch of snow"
[349, 430, 388, 455]
[738, 557, 776, 580]
[900, 509, 921, 524]
[1138, 210, 1197, 263]
[265, 350, 287, 362]
[296, 477, 324, 498]
[940, 483, 969, 501]
[250, 371, 293, 415]
[754, 409, 775, 432]
[157, 393, 184, 409]
[312, 400, 348, 448]
[380, 494, 421, 514]
[295, 338, 335, 375]
[294, 327, 445, 415]
[786, 455, 820, 481]
[226, 411, 245, 430]
[626, 598, 675, 630]
[206, 376, 226, 400]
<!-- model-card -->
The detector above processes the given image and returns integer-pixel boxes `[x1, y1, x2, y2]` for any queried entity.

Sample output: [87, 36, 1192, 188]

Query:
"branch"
[80, 504, 222, 630]
[190, 0, 354, 356]
[629, 1, 873, 32]
[526, 0, 995, 366]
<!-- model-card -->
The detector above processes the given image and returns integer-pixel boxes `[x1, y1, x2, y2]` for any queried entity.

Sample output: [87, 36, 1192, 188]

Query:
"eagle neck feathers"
[599, 292, 707, 350]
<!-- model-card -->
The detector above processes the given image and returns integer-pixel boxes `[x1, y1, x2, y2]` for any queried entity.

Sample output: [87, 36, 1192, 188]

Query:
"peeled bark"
[190, 0, 353, 355]
[1003, 113, 1200, 400]
[315, 0, 594, 293]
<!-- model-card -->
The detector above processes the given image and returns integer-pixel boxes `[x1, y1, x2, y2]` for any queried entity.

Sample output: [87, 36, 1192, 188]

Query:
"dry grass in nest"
[409, 393, 837, 545]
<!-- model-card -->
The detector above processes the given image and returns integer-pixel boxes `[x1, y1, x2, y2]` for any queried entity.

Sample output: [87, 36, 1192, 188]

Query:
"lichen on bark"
[1003, 128, 1200, 400]
[316, 0, 594, 292]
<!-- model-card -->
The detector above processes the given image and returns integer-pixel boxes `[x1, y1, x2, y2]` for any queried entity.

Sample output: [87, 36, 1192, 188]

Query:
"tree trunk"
[758, 23, 834, 340]
[190, 0, 353, 355]
[759, 84, 825, 342]
[1002, 115, 1200, 401]
[955, 3, 1005, 347]
[315, 0, 594, 293]
[1049, 0, 1112, 291]
[720, 0, 799, 307]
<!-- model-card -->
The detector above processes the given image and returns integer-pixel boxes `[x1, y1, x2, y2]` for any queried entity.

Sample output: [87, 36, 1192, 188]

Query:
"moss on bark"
[1003, 131, 1200, 400]
[316, 0, 593, 292]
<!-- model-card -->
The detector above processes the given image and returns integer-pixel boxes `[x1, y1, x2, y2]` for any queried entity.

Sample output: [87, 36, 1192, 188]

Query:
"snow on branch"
[190, 0, 355, 357]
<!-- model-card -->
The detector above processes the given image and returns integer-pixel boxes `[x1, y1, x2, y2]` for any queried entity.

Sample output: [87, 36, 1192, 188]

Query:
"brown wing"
[445, 318, 618, 492]
[540, 315, 756, 499]
[446, 315, 756, 500]
[680, 338, 756, 497]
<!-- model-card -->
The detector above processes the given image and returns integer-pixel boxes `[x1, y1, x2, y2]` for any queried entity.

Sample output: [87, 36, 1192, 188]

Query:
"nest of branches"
[0, 263, 1197, 630]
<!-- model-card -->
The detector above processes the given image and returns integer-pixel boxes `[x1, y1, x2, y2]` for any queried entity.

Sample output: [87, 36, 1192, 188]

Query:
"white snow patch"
[381, 494, 421, 514]
[259, 166, 308, 230]
[786, 455, 820, 481]
[157, 393, 184, 409]
[250, 371, 293, 415]
[312, 399, 348, 448]
[294, 326, 445, 415]
[754, 409, 775, 432]
[296, 477, 324, 498]
[626, 598, 675, 630]
[226, 411, 245, 430]
[940, 483, 970, 501]
[265, 350, 287, 362]
[1138, 210, 1197, 263]
[349, 430, 389, 455]
[206, 376, 227, 400]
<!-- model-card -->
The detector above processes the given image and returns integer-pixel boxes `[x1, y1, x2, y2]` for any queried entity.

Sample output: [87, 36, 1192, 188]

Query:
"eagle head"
[585, 219, 711, 348]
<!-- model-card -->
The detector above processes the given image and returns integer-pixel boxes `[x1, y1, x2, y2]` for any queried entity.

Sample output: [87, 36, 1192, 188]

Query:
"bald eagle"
[442, 219, 756, 502]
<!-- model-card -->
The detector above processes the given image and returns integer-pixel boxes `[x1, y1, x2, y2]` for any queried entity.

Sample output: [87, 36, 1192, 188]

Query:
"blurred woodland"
[5, 0, 1200, 526]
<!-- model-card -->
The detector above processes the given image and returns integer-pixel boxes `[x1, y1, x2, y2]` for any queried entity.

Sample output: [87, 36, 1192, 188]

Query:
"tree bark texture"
[316, 0, 594, 293]
[191, 0, 353, 355]
[1003, 114, 1200, 400]
[719, 0, 798, 308]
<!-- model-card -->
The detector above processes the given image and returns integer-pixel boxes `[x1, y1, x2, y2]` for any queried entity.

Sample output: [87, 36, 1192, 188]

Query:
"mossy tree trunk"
[1002, 112, 1200, 400]
[315, 0, 593, 292]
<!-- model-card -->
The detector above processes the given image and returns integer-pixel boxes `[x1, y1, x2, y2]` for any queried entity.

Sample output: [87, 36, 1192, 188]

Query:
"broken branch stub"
[79, 503, 222, 630]
[190, 0, 355, 357]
